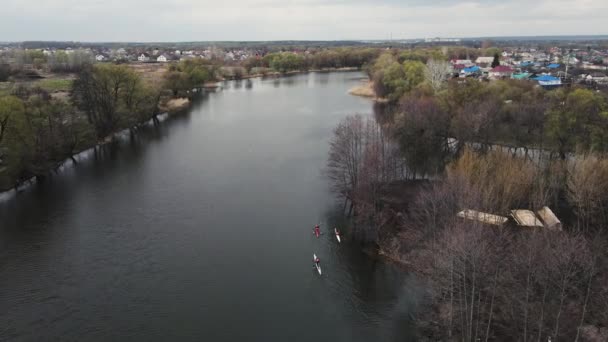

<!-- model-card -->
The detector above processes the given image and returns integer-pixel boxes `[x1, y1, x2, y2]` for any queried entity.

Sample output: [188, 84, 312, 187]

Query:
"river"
[0, 72, 420, 341]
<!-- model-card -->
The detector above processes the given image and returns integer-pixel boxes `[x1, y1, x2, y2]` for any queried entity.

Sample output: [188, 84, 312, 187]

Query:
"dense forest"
[326, 51, 608, 341]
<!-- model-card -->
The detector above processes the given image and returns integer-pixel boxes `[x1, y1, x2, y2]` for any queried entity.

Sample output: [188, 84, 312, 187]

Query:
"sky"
[1, 0, 607, 42]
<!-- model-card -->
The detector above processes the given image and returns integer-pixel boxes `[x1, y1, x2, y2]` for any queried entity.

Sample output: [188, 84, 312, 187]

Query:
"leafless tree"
[424, 59, 452, 93]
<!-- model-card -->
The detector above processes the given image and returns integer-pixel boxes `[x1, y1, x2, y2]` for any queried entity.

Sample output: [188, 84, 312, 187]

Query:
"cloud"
[0, 0, 606, 41]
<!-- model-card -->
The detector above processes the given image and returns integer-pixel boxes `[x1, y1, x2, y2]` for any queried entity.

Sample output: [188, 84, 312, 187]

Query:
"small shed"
[510, 210, 543, 228]
[457, 209, 509, 226]
[536, 206, 562, 231]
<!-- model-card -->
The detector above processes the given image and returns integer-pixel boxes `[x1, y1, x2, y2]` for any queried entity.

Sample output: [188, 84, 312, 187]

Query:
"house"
[475, 56, 495, 67]
[137, 53, 150, 62]
[156, 55, 168, 62]
[489, 65, 514, 79]
[453, 59, 474, 67]
[174, 50, 181, 55]
[519, 61, 534, 68]
[95, 54, 107, 62]
[536, 206, 562, 231]
[457, 209, 508, 226]
[586, 72, 608, 84]
[510, 210, 544, 228]
[461, 65, 481, 77]
[512, 72, 531, 80]
[534, 75, 562, 87]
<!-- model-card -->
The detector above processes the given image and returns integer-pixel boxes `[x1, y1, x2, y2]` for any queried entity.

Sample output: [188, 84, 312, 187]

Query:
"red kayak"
[313, 225, 320, 238]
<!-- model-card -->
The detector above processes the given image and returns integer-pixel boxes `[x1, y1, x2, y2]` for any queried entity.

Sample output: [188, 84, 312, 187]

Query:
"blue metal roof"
[547, 63, 560, 69]
[533, 75, 560, 81]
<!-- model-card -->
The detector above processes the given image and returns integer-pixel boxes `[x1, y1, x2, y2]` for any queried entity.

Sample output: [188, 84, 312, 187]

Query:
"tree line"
[0, 64, 164, 190]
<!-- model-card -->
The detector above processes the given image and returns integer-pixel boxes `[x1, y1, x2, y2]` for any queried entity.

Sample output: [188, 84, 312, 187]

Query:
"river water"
[0, 72, 420, 341]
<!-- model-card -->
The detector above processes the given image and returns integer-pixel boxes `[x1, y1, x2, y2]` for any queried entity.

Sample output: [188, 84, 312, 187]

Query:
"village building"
[489, 65, 514, 79]
[534, 75, 562, 87]
[460, 65, 481, 77]
[511, 210, 544, 228]
[156, 55, 168, 63]
[457, 210, 508, 226]
[475, 56, 495, 67]
[137, 53, 150, 62]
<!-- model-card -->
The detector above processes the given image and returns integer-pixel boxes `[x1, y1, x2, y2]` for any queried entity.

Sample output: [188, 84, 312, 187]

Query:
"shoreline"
[347, 79, 388, 102]
[0, 69, 363, 195]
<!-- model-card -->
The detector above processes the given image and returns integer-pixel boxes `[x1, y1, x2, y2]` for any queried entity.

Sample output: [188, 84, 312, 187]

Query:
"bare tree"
[567, 153, 608, 232]
[424, 59, 452, 93]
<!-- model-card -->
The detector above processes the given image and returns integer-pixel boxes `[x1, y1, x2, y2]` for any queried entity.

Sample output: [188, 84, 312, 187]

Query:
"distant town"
[1, 38, 608, 90]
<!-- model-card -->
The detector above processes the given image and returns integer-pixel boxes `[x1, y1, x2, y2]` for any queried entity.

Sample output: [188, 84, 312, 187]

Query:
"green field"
[35, 78, 73, 92]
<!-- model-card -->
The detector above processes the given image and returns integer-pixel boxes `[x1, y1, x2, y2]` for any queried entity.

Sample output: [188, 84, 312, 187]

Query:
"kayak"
[314, 226, 320, 238]
[313, 253, 322, 275]
[334, 228, 341, 243]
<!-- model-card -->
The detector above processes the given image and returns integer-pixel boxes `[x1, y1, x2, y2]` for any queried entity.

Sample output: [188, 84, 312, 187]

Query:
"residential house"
[510, 210, 544, 228]
[452, 59, 474, 67]
[95, 54, 107, 62]
[475, 56, 495, 67]
[586, 72, 608, 84]
[138, 53, 150, 62]
[457, 209, 508, 226]
[511, 72, 531, 80]
[156, 55, 168, 63]
[489, 65, 514, 79]
[534, 75, 562, 87]
[460, 65, 481, 77]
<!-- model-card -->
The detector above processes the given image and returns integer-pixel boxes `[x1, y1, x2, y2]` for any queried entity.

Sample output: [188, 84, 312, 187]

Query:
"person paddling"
[313, 255, 321, 267]
[313, 224, 321, 237]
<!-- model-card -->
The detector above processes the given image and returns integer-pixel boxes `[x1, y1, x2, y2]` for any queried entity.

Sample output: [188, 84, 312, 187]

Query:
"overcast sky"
[1, 0, 607, 42]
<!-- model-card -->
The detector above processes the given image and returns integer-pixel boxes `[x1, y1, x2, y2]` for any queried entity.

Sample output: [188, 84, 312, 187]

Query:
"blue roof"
[463, 66, 480, 73]
[533, 75, 560, 81]
[547, 63, 560, 69]
[520, 61, 533, 67]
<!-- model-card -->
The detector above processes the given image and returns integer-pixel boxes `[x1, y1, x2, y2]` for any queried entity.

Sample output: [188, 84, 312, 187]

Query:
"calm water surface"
[0, 72, 420, 341]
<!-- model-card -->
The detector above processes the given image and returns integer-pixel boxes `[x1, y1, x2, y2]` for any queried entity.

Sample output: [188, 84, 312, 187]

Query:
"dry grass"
[128, 63, 169, 84]
[348, 80, 376, 98]
[161, 97, 190, 113]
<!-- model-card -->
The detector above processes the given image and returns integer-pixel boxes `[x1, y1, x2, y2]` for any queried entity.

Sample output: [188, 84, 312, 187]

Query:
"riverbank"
[1, 69, 365, 194]
[348, 79, 388, 102]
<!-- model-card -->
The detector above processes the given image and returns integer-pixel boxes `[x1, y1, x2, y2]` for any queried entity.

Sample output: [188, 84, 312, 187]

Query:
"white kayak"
[313, 253, 322, 275]
[334, 228, 341, 243]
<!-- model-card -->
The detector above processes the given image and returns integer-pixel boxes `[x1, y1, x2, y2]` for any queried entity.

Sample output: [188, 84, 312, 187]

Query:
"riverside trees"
[0, 90, 94, 189]
[72, 64, 160, 138]
[327, 51, 608, 341]
[0, 64, 162, 190]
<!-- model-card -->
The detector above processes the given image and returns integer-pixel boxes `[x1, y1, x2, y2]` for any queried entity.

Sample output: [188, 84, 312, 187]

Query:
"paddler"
[313, 255, 321, 268]
[313, 224, 320, 237]
[334, 227, 340, 236]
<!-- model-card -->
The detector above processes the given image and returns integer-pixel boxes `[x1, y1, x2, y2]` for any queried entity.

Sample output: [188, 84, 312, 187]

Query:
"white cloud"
[0, 0, 606, 41]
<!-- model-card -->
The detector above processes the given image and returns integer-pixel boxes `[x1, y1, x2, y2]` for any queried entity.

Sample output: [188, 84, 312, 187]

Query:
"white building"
[157, 55, 168, 63]
[475, 56, 495, 66]
[138, 53, 150, 62]
[95, 54, 106, 62]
